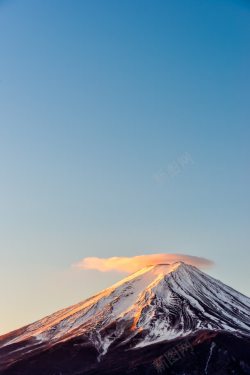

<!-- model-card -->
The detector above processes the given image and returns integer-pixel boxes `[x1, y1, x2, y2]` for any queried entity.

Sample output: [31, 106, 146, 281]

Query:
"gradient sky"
[0, 0, 249, 334]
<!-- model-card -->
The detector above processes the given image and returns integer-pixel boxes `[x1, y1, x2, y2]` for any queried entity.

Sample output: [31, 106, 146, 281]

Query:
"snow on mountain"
[1, 262, 250, 359]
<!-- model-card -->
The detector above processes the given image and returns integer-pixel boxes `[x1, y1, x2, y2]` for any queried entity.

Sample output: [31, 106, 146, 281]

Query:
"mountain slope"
[1, 262, 250, 374]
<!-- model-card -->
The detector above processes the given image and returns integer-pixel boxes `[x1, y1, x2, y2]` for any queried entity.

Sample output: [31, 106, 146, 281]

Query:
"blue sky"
[0, 0, 249, 333]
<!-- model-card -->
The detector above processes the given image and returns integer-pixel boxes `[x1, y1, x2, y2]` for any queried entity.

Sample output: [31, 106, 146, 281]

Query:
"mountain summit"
[1, 262, 250, 374]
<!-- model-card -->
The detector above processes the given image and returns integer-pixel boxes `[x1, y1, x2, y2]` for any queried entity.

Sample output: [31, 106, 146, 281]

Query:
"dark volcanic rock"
[1, 331, 250, 375]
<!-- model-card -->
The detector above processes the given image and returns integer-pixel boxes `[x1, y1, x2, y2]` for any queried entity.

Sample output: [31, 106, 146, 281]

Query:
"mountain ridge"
[1, 262, 250, 374]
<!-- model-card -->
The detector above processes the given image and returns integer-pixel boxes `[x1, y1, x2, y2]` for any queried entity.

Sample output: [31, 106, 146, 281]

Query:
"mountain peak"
[1, 261, 250, 370]
[1, 262, 250, 375]
[118, 260, 191, 285]
[149, 260, 187, 270]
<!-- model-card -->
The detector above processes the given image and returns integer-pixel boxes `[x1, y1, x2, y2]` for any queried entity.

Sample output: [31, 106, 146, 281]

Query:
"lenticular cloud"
[74, 253, 214, 273]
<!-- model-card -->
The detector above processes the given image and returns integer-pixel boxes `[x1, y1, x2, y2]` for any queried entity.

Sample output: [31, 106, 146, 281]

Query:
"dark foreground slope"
[1, 330, 250, 375]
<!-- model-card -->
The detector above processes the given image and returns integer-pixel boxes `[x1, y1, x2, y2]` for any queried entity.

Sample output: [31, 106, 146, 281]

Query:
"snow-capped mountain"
[1, 262, 250, 375]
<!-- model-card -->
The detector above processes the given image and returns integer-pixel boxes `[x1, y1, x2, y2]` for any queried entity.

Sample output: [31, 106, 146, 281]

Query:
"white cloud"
[74, 253, 214, 273]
